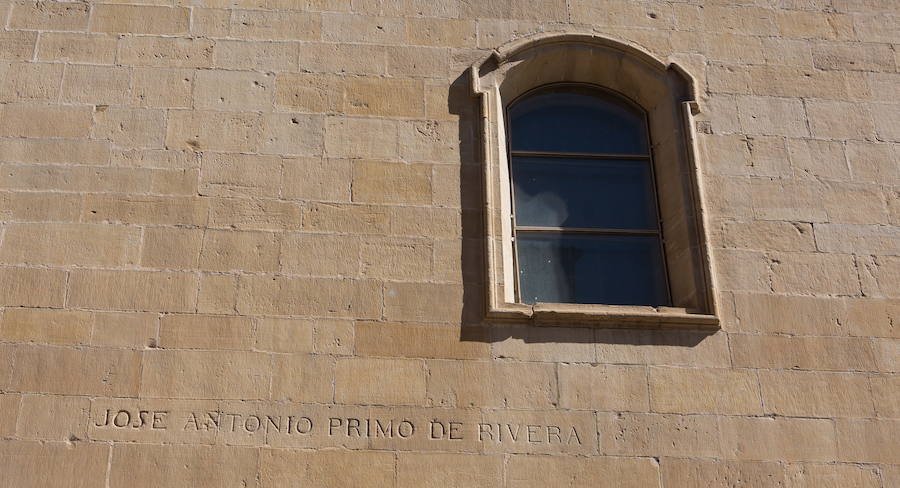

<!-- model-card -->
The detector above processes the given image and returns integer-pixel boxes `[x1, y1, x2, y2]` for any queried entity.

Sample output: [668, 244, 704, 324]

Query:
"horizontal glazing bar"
[515, 226, 660, 235]
[510, 150, 651, 160]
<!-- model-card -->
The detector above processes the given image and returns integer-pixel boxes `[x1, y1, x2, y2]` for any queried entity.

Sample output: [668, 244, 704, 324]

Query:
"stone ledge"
[487, 302, 720, 329]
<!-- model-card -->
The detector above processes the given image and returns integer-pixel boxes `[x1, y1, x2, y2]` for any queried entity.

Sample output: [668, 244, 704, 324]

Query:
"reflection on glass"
[509, 87, 648, 155]
[512, 157, 658, 230]
[516, 233, 668, 306]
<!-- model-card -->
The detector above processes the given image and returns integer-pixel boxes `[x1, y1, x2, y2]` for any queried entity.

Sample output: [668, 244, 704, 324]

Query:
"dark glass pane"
[516, 233, 668, 306]
[509, 87, 648, 155]
[512, 157, 658, 230]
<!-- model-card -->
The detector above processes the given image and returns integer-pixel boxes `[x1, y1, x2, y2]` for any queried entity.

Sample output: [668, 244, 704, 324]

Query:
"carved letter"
[527, 425, 540, 443]
[449, 422, 463, 440]
[547, 425, 562, 444]
[113, 410, 131, 428]
[478, 423, 493, 441]
[430, 420, 445, 439]
[329, 418, 343, 436]
[376, 419, 393, 438]
[567, 426, 582, 445]
[347, 418, 362, 437]
[397, 420, 414, 438]
[94, 409, 111, 427]
[184, 412, 200, 431]
[244, 415, 261, 433]
[266, 416, 282, 433]
[152, 412, 168, 430]
[295, 417, 313, 435]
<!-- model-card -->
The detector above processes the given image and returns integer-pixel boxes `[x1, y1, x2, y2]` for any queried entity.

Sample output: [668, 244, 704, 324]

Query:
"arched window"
[471, 33, 719, 328]
[507, 84, 668, 306]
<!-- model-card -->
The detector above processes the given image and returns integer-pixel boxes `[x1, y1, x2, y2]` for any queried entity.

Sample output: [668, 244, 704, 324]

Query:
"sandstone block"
[712, 248, 770, 292]
[131, 67, 193, 108]
[60, 64, 130, 105]
[723, 220, 816, 252]
[159, 314, 253, 350]
[141, 227, 203, 269]
[835, 419, 900, 463]
[16, 394, 89, 441]
[68, 269, 199, 313]
[322, 13, 405, 44]
[93, 107, 166, 149]
[193, 69, 274, 112]
[770, 252, 860, 295]
[813, 42, 895, 72]
[426, 360, 556, 409]
[872, 102, 900, 142]
[387, 46, 451, 78]
[399, 119, 460, 162]
[110, 444, 258, 487]
[208, 197, 301, 231]
[859, 255, 900, 298]
[344, 77, 424, 117]
[491, 326, 595, 363]
[0, 104, 92, 138]
[141, 350, 271, 400]
[784, 463, 881, 488]
[271, 354, 333, 403]
[0, 440, 108, 488]
[275, 73, 342, 113]
[197, 273, 238, 314]
[315, 319, 354, 355]
[507, 455, 659, 488]
[661, 459, 786, 488]
[36, 33, 117, 64]
[190, 7, 230, 37]
[0, 191, 83, 222]
[736, 96, 809, 137]
[335, 357, 425, 405]
[465, 0, 567, 21]
[776, 11, 853, 39]
[325, 117, 398, 159]
[355, 322, 488, 360]
[0, 62, 63, 103]
[1, 223, 140, 267]
[282, 157, 351, 201]
[352, 160, 431, 205]
[92, 5, 190, 34]
[759, 370, 874, 418]
[9, 1, 89, 30]
[384, 282, 464, 323]
[871, 375, 900, 418]
[298, 42, 387, 75]
[559, 363, 648, 411]
[237, 276, 381, 318]
[807, 100, 876, 140]
[650, 367, 761, 415]
[10, 345, 141, 396]
[598, 412, 720, 458]
[595, 329, 730, 367]
[280, 232, 360, 277]
[200, 229, 280, 273]
[119, 37, 214, 68]
[787, 138, 850, 180]
[214, 40, 298, 71]
[844, 298, 900, 338]
[846, 141, 900, 184]
[398, 453, 501, 488]
[167, 110, 261, 152]
[260, 113, 325, 156]
[0, 308, 93, 346]
[719, 416, 836, 462]
[407, 18, 476, 47]
[255, 317, 315, 353]
[260, 449, 394, 488]
[301, 202, 389, 233]
[0, 138, 109, 165]
[90, 312, 156, 348]
[0, 31, 36, 60]
[733, 293, 846, 335]
[230, 9, 320, 40]
[200, 152, 282, 198]
[360, 236, 432, 280]
[0, 267, 66, 307]
[0, 394, 18, 437]
[730, 334, 877, 371]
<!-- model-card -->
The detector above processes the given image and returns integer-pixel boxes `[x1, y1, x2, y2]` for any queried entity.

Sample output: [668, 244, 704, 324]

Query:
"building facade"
[0, 0, 898, 486]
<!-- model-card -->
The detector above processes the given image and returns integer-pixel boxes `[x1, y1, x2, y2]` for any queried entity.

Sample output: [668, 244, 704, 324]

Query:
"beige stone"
[141, 350, 271, 400]
[355, 322, 488, 360]
[282, 157, 351, 201]
[770, 252, 860, 296]
[131, 68, 193, 108]
[197, 274, 238, 314]
[650, 367, 761, 415]
[0, 104, 92, 138]
[208, 197, 301, 231]
[491, 326, 595, 362]
[90, 312, 156, 348]
[594, 329, 730, 367]
[0, 267, 66, 308]
[426, 360, 556, 408]
[719, 416, 837, 462]
[191, 7, 230, 37]
[352, 160, 432, 205]
[407, 18, 476, 47]
[0, 62, 63, 103]
[260, 449, 394, 487]
[807, 100, 876, 140]
[60, 65, 131, 105]
[37, 33, 117, 64]
[397, 453, 501, 488]
[730, 334, 877, 372]
[16, 395, 89, 441]
[110, 444, 258, 487]
[325, 117, 398, 159]
[237, 276, 381, 318]
[91, 5, 189, 34]
[335, 357, 425, 405]
[167, 110, 261, 152]
[859, 255, 900, 298]
[736, 96, 809, 137]
[260, 112, 325, 156]
[785, 463, 881, 488]
[68, 269, 198, 313]
[280, 232, 360, 277]
[10, 345, 141, 396]
[559, 364, 648, 411]
[298, 42, 387, 75]
[507, 455, 659, 488]
[256, 318, 315, 353]
[598, 412, 720, 458]
[159, 314, 252, 350]
[360, 236, 432, 280]
[0, 440, 109, 488]
[733, 293, 847, 335]
[0, 394, 19, 437]
[214, 40, 298, 71]
[119, 37, 214, 68]
[200, 229, 280, 273]
[0, 30, 36, 60]
[193, 70, 274, 112]
[271, 354, 333, 402]
[230, 9, 320, 40]
[302, 202, 389, 233]
[322, 13, 405, 44]
[0, 138, 109, 165]
[787, 138, 850, 180]
[384, 282, 464, 323]
[344, 77, 424, 117]
[314, 319, 354, 355]
[141, 227, 203, 269]
[661, 459, 787, 488]
[275, 73, 343, 113]
[93, 107, 166, 149]
[0, 308, 93, 346]
[813, 42, 895, 72]
[0, 223, 140, 267]
[722, 220, 816, 252]
[835, 419, 900, 463]
[9, 1, 90, 30]
[759, 370, 874, 418]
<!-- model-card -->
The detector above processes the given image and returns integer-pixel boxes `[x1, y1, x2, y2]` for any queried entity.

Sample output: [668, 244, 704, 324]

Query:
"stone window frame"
[470, 32, 720, 329]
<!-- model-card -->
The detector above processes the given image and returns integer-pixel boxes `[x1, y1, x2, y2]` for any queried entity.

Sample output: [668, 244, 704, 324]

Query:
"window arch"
[471, 33, 719, 328]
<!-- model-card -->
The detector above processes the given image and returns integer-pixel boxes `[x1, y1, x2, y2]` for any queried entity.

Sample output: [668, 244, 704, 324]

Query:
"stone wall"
[0, 0, 897, 486]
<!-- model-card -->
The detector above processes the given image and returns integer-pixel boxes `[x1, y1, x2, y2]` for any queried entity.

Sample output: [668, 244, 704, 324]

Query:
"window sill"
[486, 302, 720, 329]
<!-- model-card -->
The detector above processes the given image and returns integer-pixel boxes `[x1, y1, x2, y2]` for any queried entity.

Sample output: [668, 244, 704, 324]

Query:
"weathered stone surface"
[16, 394, 90, 441]
[650, 367, 762, 415]
[335, 357, 425, 406]
[141, 350, 271, 400]
[426, 360, 556, 409]
[0, 440, 109, 488]
[110, 444, 258, 487]
[559, 364, 649, 411]
[10, 345, 141, 396]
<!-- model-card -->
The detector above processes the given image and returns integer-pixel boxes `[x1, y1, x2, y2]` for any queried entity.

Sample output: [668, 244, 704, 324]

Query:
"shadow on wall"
[448, 68, 717, 349]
